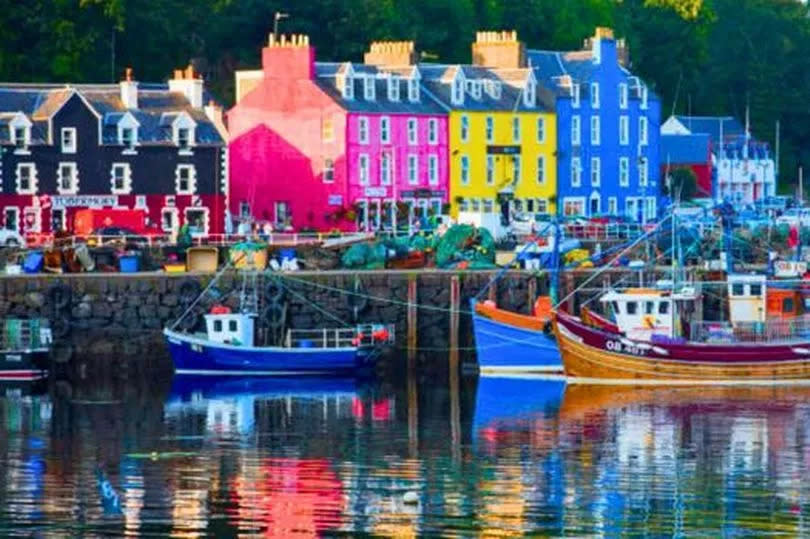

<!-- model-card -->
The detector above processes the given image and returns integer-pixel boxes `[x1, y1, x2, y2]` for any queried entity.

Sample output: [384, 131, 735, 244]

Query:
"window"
[13, 126, 28, 150]
[177, 127, 191, 149]
[536, 199, 548, 214]
[161, 208, 178, 232]
[51, 208, 66, 232]
[15, 164, 36, 194]
[732, 283, 744, 296]
[388, 76, 400, 101]
[608, 197, 617, 215]
[3, 207, 18, 232]
[571, 116, 581, 146]
[626, 301, 638, 315]
[323, 158, 334, 183]
[591, 157, 600, 186]
[612, 301, 621, 315]
[619, 83, 628, 109]
[512, 117, 520, 143]
[110, 163, 132, 194]
[639, 157, 649, 186]
[536, 117, 545, 143]
[784, 297, 795, 313]
[536, 156, 545, 184]
[358, 117, 369, 144]
[23, 207, 40, 234]
[460, 115, 470, 143]
[239, 201, 250, 219]
[185, 208, 209, 236]
[408, 155, 418, 185]
[428, 119, 438, 145]
[640, 117, 648, 145]
[590, 193, 600, 215]
[590, 116, 600, 145]
[121, 127, 136, 150]
[486, 155, 494, 185]
[512, 156, 521, 185]
[408, 78, 419, 102]
[61, 127, 76, 153]
[659, 302, 670, 315]
[459, 198, 469, 212]
[428, 155, 438, 185]
[380, 117, 390, 144]
[407, 118, 417, 145]
[229, 320, 238, 332]
[380, 153, 392, 185]
[572, 84, 581, 108]
[342, 75, 354, 99]
[471, 198, 481, 212]
[571, 157, 582, 187]
[322, 117, 334, 142]
[364, 76, 375, 100]
[563, 198, 585, 216]
[750, 284, 762, 297]
[485, 116, 494, 143]
[57, 163, 78, 194]
[590, 82, 599, 108]
[359, 154, 370, 185]
[524, 80, 536, 107]
[460, 155, 470, 185]
[214, 320, 222, 332]
[175, 165, 196, 194]
[641, 86, 648, 109]
[620, 157, 630, 187]
[452, 76, 464, 104]
[619, 116, 629, 145]
[645, 301, 655, 315]
[483, 199, 494, 213]
[274, 202, 290, 227]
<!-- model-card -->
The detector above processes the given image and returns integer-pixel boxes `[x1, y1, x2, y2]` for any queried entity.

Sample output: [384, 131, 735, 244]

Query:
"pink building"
[228, 36, 449, 232]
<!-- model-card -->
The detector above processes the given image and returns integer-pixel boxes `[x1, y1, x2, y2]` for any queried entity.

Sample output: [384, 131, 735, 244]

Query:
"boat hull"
[164, 329, 375, 375]
[0, 350, 49, 380]
[472, 302, 561, 374]
[554, 311, 810, 382]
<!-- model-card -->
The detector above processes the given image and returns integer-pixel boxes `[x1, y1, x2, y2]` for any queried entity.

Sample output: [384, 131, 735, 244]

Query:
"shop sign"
[328, 195, 343, 206]
[487, 145, 521, 155]
[52, 195, 118, 209]
[364, 187, 387, 197]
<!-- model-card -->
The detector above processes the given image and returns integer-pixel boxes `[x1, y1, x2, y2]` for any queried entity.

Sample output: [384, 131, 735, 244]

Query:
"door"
[4, 207, 18, 232]
[51, 209, 66, 233]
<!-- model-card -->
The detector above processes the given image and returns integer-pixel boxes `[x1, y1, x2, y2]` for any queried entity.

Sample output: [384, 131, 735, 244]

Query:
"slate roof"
[660, 134, 710, 165]
[0, 82, 224, 146]
[674, 115, 745, 143]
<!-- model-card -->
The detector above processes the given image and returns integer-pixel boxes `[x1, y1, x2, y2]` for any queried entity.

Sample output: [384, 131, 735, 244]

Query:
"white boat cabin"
[727, 274, 766, 326]
[204, 313, 255, 346]
[600, 284, 698, 341]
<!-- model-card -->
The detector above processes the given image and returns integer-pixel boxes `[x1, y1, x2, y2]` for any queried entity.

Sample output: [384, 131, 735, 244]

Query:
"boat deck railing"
[285, 324, 395, 349]
[690, 316, 810, 344]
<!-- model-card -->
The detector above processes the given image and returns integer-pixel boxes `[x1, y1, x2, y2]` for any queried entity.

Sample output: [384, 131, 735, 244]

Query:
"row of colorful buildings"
[0, 28, 777, 237]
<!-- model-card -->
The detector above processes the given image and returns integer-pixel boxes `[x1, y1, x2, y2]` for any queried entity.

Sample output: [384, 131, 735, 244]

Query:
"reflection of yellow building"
[479, 456, 526, 537]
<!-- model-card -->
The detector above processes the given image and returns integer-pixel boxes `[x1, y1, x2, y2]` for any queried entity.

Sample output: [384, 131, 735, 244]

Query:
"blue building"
[529, 27, 662, 222]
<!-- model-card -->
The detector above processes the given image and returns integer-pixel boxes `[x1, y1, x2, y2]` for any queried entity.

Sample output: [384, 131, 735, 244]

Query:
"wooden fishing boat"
[554, 274, 810, 382]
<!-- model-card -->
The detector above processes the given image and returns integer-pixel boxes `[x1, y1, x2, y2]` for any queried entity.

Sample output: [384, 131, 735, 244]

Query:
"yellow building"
[421, 31, 557, 218]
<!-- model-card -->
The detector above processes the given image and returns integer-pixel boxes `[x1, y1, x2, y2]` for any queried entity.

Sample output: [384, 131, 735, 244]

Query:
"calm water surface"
[2, 364, 810, 536]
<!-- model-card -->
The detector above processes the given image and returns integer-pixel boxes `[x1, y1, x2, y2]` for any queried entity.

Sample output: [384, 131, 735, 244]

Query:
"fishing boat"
[554, 274, 810, 382]
[164, 269, 394, 376]
[0, 319, 52, 381]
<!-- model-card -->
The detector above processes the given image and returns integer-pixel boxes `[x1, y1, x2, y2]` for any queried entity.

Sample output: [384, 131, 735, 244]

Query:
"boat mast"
[550, 216, 561, 306]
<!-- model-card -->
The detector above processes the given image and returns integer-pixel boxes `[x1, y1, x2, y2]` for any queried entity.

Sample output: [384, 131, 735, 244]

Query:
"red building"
[0, 67, 228, 240]
[660, 134, 712, 198]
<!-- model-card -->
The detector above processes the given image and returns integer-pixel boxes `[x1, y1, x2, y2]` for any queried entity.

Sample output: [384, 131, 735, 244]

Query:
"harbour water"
[2, 353, 810, 536]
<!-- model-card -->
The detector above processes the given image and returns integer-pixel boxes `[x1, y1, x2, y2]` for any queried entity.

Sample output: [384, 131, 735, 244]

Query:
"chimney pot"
[124, 67, 133, 81]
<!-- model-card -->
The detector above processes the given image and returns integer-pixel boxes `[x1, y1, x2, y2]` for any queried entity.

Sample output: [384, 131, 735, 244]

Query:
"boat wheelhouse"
[600, 283, 698, 342]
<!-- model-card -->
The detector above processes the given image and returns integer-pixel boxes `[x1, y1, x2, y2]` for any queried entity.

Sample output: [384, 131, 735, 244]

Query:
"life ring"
[50, 314, 71, 339]
[178, 279, 201, 304]
[264, 279, 284, 302]
[48, 283, 71, 310]
[263, 302, 286, 329]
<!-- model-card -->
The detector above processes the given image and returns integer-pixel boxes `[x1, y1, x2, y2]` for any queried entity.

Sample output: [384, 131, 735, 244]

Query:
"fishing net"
[435, 225, 496, 269]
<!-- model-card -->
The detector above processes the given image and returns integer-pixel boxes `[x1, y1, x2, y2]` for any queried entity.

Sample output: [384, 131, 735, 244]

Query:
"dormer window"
[9, 113, 32, 153]
[408, 78, 419, 102]
[572, 83, 581, 108]
[641, 86, 649, 109]
[488, 81, 502, 99]
[170, 113, 196, 154]
[364, 76, 375, 100]
[342, 75, 354, 100]
[451, 75, 464, 105]
[472, 81, 482, 100]
[61, 128, 76, 153]
[388, 76, 400, 101]
[524, 80, 536, 107]
[121, 127, 135, 149]
[178, 128, 190, 149]
[117, 112, 140, 153]
[13, 127, 27, 149]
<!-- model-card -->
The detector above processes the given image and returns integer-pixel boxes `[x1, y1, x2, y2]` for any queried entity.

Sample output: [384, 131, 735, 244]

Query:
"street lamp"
[273, 12, 289, 40]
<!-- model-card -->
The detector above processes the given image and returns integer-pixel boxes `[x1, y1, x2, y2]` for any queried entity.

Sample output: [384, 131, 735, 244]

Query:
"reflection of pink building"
[228, 35, 449, 232]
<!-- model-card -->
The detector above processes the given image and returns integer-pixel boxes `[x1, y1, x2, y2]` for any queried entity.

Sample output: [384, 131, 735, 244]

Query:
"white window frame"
[460, 155, 470, 186]
[428, 155, 439, 186]
[524, 80, 536, 107]
[380, 116, 391, 144]
[571, 157, 582, 187]
[407, 118, 417, 145]
[358, 117, 369, 145]
[408, 78, 419, 102]
[641, 86, 649, 109]
[460, 115, 469, 143]
[640, 117, 648, 146]
[590, 82, 599, 109]
[485, 116, 494, 143]
[619, 116, 629, 145]
[380, 152, 392, 186]
[458, 198, 469, 212]
[536, 117, 545, 143]
[483, 199, 494, 213]
[184, 207, 210, 237]
[15, 163, 37, 195]
[619, 83, 628, 109]
[23, 207, 41, 234]
[57, 162, 79, 195]
[563, 197, 586, 217]
[364, 76, 375, 100]
[512, 155, 521, 185]
[589, 192, 601, 216]
[408, 154, 418, 185]
[161, 207, 179, 233]
[620, 157, 630, 187]
[512, 116, 521, 143]
[274, 201, 290, 227]
[61, 127, 77, 154]
[536, 199, 548, 214]
[608, 197, 618, 215]
[359, 154, 370, 185]
[591, 116, 600, 146]
[572, 83, 581, 108]
[571, 116, 581, 146]
[10, 114, 31, 154]
[323, 158, 335, 183]
[387, 76, 400, 102]
[591, 157, 601, 187]
[536, 156, 545, 185]
[428, 119, 438, 145]
[172, 113, 197, 155]
[486, 155, 494, 185]
[342, 75, 354, 100]
[110, 163, 132, 194]
[3, 207, 18, 232]
[451, 74, 464, 105]
[175, 164, 197, 195]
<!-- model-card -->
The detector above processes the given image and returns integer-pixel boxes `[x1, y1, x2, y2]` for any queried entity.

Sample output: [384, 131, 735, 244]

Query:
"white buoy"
[402, 491, 419, 505]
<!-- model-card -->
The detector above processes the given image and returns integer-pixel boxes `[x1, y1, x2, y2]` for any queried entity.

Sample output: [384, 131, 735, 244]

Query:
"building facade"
[0, 67, 228, 237]
[228, 36, 449, 232]
[661, 115, 776, 207]
[530, 28, 661, 222]
[421, 32, 557, 219]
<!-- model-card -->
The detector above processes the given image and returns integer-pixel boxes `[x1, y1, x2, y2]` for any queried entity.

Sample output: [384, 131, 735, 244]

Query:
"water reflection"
[5, 371, 810, 535]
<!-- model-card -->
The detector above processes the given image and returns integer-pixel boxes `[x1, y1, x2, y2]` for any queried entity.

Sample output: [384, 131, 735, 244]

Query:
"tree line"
[1, 0, 808, 192]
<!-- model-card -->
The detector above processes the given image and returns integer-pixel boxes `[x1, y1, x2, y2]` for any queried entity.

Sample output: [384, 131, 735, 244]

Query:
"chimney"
[168, 64, 204, 108]
[120, 67, 138, 109]
[471, 30, 525, 69]
[364, 41, 418, 67]
[616, 38, 629, 67]
[585, 27, 619, 66]
[204, 99, 228, 142]
[262, 33, 315, 80]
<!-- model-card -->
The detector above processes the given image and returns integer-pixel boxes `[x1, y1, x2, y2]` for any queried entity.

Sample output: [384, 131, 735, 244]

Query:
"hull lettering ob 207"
[605, 339, 649, 356]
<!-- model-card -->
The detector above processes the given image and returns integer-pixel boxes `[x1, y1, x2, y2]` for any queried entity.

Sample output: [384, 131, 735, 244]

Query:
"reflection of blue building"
[530, 28, 661, 221]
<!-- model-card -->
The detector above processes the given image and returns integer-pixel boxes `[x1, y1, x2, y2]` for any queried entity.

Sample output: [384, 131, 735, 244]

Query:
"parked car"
[86, 227, 151, 248]
[0, 229, 24, 247]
